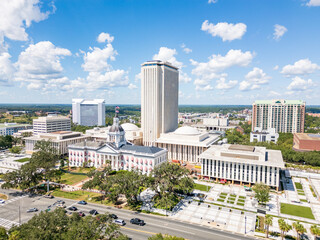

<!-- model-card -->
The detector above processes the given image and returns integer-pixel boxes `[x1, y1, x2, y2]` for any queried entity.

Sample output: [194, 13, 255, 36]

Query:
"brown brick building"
[293, 133, 320, 152]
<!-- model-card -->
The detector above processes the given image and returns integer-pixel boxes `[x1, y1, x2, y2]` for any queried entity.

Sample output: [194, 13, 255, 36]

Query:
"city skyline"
[0, 0, 320, 105]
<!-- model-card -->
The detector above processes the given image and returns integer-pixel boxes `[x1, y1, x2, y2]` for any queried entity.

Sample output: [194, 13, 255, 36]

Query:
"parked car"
[44, 195, 54, 199]
[130, 218, 145, 226]
[78, 211, 86, 217]
[56, 200, 65, 204]
[68, 206, 78, 211]
[27, 208, 38, 213]
[56, 203, 66, 208]
[89, 209, 99, 215]
[78, 200, 87, 205]
[114, 219, 126, 226]
[109, 214, 118, 219]
[0, 199, 5, 204]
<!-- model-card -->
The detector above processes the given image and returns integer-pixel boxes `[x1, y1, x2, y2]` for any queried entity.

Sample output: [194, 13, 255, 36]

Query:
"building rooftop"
[72, 99, 105, 104]
[295, 133, 320, 141]
[141, 60, 179, 70]
[69, 141, 105, 149]
[254, 99, 305, 105]
[199, 144, 284, 168]
[0, 123, 32, 128]
[120, 144, 165, 154]
[34, 116, 70, 121]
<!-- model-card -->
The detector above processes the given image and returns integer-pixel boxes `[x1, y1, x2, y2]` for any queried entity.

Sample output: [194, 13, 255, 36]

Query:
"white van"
[114, 219, 126, 226]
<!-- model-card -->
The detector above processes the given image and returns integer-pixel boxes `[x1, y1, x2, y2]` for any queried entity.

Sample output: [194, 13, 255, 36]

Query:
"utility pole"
[19, 205, 21, 225]
[245, 215, 247, 234]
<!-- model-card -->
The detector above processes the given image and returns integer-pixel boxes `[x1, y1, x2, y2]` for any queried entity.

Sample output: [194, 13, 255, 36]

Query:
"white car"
[0, 199, 5, 204]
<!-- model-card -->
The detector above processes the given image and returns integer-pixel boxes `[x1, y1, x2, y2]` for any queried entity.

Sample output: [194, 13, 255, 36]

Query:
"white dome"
[174, 126, 200, 135]
[121, 123, 139, 131]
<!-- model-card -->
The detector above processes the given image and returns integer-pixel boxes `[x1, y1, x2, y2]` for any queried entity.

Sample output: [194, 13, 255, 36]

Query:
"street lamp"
[245, 215, 247, 234]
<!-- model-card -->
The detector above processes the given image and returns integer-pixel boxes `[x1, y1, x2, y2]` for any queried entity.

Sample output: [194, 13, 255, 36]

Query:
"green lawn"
[295, 182, 303, 190]
[280, 203, 315, 220]
[14, 158, 30, 163]
[51, 189, 103, 203]
[194, 183, 211, 192]
[230, 194, 237, 198]
[217, 198, 225, 202]
[59, 172, 89, 185]
[300, 199, 308, 202]
[220, 192, 228, 196]
[237, 202, 245, 206]
[310, 186, 317, 198]
[227, 200, 235, 204]
[238, 196, 246, 199]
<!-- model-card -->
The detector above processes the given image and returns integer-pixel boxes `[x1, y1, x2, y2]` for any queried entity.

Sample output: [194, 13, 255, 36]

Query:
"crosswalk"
[0, 217, 20, 229]
[0, 195, 27, 208]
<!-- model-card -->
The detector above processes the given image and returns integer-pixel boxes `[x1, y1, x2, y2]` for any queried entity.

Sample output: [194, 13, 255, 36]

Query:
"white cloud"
[215, 76, 237, 90]
[201, 20, 247, 41]
[287, 76, 315, 91]
[128, 83, 138, 89]
[208, 0, 218, 3]
[135, 72, 141, 82]
[273, 24, 287, 40]
[269, 91, 281, 96]
[14, 41, 71, 90]
[273, 65, 279, 70]
[239, 67, 270, 91]
[153, 47, 182, 68]
[306, 0, 320, 6]
[281, 59, 319, 76]
[181, 43, 192, 54]
[0, 0, 51, 44]
[191, 49, 254, 80]
[180, 72, 192, 83]
[82, 38, 117, 72]
[0, 52, 14, 85]
[195, 84, 213, 91]
[97, 32, 114, 43]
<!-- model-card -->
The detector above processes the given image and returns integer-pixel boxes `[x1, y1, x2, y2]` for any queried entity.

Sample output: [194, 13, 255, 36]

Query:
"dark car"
[57, 200, 65, 204]
[68, 206, 78, 211]
[109, 214, 118, 219]
[44, 195, 54, 199]
[89, 209, 99, 215]
[77, 200, 87, 205]
[27, 208, 38, 213]
[78, 211, 86, 217]
[130, 218, 145, 226]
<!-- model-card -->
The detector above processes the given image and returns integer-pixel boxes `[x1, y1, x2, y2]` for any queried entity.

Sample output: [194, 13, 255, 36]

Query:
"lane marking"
[121, 226, 156, 235]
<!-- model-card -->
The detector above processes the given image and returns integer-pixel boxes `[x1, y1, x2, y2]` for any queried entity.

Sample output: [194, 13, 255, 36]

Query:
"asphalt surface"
[0, 189, 256, 240]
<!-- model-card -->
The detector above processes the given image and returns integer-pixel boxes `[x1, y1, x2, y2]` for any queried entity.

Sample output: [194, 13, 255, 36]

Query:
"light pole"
[245, 215, 247, 234]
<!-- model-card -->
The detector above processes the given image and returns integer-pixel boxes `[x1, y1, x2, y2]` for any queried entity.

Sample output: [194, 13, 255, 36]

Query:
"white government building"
[72, 99, 106, 126]
[155, 126, 220, 163]
[141, 60, 179, 146]
[250, 127, 279, 143]
[68, 112, 167, 175]
[200, 144, 284, 189]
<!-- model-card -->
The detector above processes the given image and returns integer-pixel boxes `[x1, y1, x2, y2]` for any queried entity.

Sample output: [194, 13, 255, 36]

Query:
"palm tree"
[265, 214, 273, 238]
[310, 225, 320, 240]
[293, 222, 306, 240]
[278, 218, 292, 240]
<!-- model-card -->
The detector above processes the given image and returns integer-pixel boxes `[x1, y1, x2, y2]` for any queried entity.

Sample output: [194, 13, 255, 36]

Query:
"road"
[0, 189, 256, 240]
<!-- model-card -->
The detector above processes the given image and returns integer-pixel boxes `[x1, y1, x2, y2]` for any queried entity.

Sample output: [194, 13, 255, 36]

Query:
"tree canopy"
[253, 183, 270, 205]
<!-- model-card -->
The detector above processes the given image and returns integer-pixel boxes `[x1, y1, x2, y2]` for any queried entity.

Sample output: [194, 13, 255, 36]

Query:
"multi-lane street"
[0, 189, 255, 240]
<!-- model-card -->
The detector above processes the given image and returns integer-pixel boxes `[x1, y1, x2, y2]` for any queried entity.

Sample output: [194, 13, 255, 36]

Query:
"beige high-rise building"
[252, 99, 305, 133]
[141, 60, 179, 146]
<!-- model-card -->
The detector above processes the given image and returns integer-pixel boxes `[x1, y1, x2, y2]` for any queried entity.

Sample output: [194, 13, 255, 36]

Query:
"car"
[68, 206, 78, 211]
[114, 219, 126, 226]
[44, 195, 54, 199]
[56, 200, 65, 204]
[66, 211, 73, 216]
[89, 209, 99, 215]
[130, 218, 145, 226]
[0, 199, 5, 204]
[27, 208, 38, 213]
[109, 214, 118, 219]
[56, 203, 66, 208]
[78, 200, 87, 205]
[78, 211, 86, 217]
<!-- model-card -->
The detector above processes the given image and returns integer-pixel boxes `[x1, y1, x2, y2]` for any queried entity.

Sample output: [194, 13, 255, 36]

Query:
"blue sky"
[0, 0, 319, 105]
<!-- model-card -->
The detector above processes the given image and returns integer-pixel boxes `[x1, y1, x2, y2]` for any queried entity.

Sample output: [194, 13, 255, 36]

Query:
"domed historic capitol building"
[68, 109, 167, 175]
[155, 126, 220, 163]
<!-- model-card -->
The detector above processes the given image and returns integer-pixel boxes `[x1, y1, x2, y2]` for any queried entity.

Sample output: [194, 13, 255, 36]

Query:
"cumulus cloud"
[0, 0, 51, 44]
[0, 52, 15, 86]
[128, 83, 138, 89]
[306, 0, 320, 6]
[191, 49, 254, 80]
[281, 59, 319, 76]
[201, 20, 247, 41]
[14, 41, 71, 90]
[97, 32, 114, 43]
[181, 43, 192, 54]
[273, 24, 287, 40]
[208, 0, 218, 3]
[287, 76, 315, 91]
[153, 47, 182, 68]
[239, 67, 270, 91]
[195, 84, 213, 91]
[215, 76, 237, 90]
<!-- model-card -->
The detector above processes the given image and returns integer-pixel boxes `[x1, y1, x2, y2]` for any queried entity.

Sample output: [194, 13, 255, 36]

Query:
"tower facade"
[72, 99, 105, 126]
[141, 60, 179, 146]
[252, 99, 305, 133]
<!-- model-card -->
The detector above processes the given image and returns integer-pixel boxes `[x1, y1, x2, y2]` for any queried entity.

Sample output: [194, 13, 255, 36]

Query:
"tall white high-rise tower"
[141, 60, 179, 146]
[72, 99, 105, 126]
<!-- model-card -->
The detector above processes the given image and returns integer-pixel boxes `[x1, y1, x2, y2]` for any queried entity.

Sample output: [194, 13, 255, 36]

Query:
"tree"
[148, 233, 185, 240]
[293, 222, 306, 240]
[310, 224, 320, 240]
[253, 183, 270, 205]
[264, 215, 273, 238]
[278, 218, 292, 240]
[9, 146, 22, 154]
[0, 226, 8, 240]
[8, 208, 128, 240]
